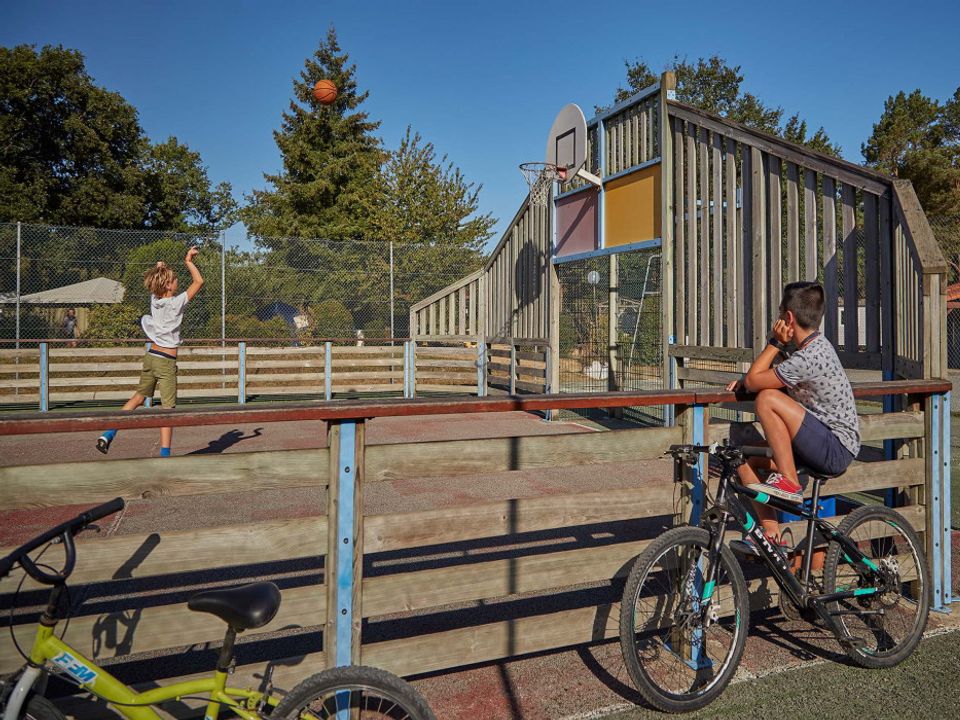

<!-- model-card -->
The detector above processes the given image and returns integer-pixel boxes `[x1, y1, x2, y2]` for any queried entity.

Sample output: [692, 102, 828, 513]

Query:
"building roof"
[0, 277, 126, 305]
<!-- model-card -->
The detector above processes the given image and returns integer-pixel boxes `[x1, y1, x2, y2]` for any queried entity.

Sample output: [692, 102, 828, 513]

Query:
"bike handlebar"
[0, 497, 125, 584]
[667, 443, 773, 460]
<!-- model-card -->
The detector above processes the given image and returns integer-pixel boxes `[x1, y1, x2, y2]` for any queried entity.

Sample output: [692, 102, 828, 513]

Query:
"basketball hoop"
[519, 162, 567, 207]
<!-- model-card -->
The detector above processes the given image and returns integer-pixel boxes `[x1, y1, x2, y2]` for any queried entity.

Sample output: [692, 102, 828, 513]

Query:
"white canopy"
[0, 277, 125, 305]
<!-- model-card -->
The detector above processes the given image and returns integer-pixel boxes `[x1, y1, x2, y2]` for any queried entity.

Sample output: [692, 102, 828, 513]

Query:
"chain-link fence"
[556, 247, 663, 424]
[927, 216, 960, 370]
[0, 222, 484, 345]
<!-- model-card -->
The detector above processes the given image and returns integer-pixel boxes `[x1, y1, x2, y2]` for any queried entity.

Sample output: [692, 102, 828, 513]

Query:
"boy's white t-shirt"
[141, 292, 189, 348]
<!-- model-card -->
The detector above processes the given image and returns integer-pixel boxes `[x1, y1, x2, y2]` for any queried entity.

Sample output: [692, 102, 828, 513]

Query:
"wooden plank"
[786, 161, 800, 282]
[834, 350, 883, 370]
[863, 192, 881, 352]
[668, 345, 755, 363]
[675, 367, 743, 384]
[0, 349, 40, 359]
[0, 364, 40, 374]
[0, 449, 331, 510]
[364, 481, 676, 553]
[0, 517, 325, 594]
[245, 346, 325, 356]
[750, 147, 766, 352]
[329, 384, 405, 393]
[803, 168, 818, 281]
[822, 176, 839, 343]
[725, 137, 739, 347]
[842, 183, 859, 351]
[1, 584, 324, 674]
[363, 538, 652, 618]
[675, 118, 686, 342]
[768, 156, 782, 317]
[823, 458, 924, 496]
[686, 122, 698, 343]
[712, 131, 723, 344]
[699, 126, 710, 345]
[709, 412, 923, 445]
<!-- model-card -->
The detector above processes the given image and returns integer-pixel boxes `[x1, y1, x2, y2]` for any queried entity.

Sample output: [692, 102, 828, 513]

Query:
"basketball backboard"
[546, 104, 601, 187]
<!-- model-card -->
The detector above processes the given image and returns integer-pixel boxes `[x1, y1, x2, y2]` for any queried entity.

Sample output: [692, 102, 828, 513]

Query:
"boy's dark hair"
[780, 281, 824, 330]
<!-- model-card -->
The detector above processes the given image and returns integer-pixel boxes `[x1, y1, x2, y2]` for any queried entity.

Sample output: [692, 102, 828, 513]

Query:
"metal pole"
[15, 222, 21, 350]
[389, 241, 395, 344]
[220, 231, 226, 345]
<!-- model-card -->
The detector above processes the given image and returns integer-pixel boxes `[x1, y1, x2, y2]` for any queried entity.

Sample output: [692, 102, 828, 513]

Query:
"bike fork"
[3, 666, 43, 720]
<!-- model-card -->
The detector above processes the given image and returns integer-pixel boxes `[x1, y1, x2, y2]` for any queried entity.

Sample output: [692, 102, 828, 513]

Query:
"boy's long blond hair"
[143, 261, 176, 297]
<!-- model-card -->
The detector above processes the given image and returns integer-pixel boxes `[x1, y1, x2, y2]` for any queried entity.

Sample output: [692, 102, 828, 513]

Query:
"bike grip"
[741, 446, 773, 458]
[78, 497, 125, 527]
[0, 555, 13, 579]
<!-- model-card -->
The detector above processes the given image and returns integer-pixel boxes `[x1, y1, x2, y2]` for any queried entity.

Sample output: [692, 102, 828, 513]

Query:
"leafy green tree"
[614, 55, 841, 156]
[242, 27, 385, 245]
[862, 88, 960, 217]
[0, 44, 237, 231]
[304, 299, 354, 339]
[82, 302, 142, 342]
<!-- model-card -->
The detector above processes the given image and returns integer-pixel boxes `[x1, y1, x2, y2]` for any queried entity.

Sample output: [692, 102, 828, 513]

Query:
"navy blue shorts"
[792, 412, 854, 477]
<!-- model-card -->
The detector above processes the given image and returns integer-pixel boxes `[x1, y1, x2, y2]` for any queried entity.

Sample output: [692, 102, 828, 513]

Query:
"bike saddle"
[188, 581, 281, 631]
[795, 465, 842, 481]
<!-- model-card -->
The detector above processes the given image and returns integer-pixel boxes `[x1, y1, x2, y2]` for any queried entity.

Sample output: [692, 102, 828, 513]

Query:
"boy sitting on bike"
[726, 281, 861, 552]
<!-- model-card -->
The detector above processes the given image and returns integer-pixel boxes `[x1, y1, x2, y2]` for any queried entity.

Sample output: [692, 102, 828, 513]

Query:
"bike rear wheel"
[619, 526, 749, 713]
[271, 665, 435, 720]
[823, 505, 929, 668]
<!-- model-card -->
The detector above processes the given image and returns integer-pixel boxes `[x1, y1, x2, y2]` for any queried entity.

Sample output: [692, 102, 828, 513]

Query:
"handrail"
[0, 379, 949, 436]
[408, 269, 483, 314]
[667, 101, 892, 196]
[892, 179, 949, 275]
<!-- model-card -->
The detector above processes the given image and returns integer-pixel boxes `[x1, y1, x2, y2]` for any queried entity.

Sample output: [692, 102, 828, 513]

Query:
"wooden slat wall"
[410, 270, 484, 342]
[665, 105, 920, 373]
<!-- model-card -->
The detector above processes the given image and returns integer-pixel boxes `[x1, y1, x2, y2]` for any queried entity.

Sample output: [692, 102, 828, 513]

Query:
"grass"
[604, 630, 960, 720]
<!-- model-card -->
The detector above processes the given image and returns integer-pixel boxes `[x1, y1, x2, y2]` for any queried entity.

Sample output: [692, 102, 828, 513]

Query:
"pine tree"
[243, 26, 385, 251]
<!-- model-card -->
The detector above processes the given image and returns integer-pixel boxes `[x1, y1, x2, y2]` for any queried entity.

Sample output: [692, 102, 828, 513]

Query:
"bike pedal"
[840, 636, 869, 650]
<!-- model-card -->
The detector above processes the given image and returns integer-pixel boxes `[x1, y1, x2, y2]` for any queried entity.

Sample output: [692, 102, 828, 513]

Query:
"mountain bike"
[0, 498, 435, 720]
[619, 443, 930, 713]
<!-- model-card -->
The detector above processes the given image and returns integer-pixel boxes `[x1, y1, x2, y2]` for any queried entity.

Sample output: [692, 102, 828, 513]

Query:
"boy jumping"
[727, 281, 861, 553]
[97, 247, 204, 456]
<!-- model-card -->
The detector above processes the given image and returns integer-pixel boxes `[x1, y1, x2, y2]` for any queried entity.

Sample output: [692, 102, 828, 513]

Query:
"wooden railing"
[0, 341, 483, 409]
[0, 379, 951, 711]
[408, 269, 484, 342]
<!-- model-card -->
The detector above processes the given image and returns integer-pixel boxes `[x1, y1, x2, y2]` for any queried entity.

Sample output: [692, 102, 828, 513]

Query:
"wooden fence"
[0, 380, 951, 716]
[0, 341, 483, 409]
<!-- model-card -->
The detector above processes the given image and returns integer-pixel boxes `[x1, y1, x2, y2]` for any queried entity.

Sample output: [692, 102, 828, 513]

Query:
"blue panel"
[931, 393, 944, 610]
[325, 341, 332, 401]
[237, 342, 246, 405]
[690, 404, 705, 524]
[335, 421, 357, 667]
[39, 342, 48, 412]
[143, 343, 152, 408]
[410, 341, 417, 398]
[943, 392, 952, 604]
[477, 340, 486, 397]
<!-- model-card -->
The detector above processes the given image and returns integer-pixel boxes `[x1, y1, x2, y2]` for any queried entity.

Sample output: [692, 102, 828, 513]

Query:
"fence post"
[38, 342, 48, 412]
[543, 343, 552, 395]
[926, 391, 951, 611]
[325, 420, 365, 667]
[941, 391, 952, 606]
[220, 231, 226, 344]
[237, 342, 246, 405]
[143, 342, 152, 408]
[325, 341, 332, 401]
[15, 222, 21, 350]
[509, 343, 517, 395]
[675, 401, 708, 526]
[389, 241, 395, 342]
[476, 340, 486, 397]
[410, 340, 417, 398]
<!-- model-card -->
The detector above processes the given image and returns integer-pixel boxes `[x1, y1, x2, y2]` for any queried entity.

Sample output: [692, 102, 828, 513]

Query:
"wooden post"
[750, 147, 767, 353]
[548, 263, 560, 419]
[326, 420, 365, 668]
[660, 72, 676, 395]
[237, 341, 246, 405]
[38, 342, 48, 413]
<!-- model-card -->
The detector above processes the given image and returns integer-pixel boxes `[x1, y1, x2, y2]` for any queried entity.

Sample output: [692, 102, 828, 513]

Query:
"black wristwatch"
[767, 337, 786, 351]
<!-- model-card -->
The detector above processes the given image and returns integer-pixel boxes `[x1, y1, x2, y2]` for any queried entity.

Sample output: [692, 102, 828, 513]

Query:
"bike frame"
[698, 459, 885, 634]
[5, 622, 278, 720]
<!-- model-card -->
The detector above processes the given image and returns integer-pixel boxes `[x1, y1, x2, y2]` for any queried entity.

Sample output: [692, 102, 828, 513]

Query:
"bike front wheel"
[619, 526, 749, 713]
[823, 505, 930, 668]
[271, 665, 436, 720]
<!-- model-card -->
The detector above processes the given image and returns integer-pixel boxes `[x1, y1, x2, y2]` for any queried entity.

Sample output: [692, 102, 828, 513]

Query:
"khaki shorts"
[136, 351, 178, 408]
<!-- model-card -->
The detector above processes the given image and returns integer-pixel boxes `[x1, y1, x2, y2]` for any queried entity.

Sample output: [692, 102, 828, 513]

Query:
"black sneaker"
[96, 434, 113, 454]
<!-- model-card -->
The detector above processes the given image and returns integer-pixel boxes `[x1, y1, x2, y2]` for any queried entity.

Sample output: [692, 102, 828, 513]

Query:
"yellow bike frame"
[27, 624, 278, 719]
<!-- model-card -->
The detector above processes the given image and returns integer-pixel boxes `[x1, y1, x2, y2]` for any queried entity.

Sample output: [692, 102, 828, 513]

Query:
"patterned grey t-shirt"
[773, 334, 861, 457]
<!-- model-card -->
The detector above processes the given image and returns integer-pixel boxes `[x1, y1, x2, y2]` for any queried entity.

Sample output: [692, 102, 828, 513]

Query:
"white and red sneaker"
[748, 472, 803, 503]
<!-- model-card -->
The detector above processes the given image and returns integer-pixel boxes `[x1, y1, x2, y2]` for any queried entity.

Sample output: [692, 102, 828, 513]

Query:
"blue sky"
[4, 0, 958, 250]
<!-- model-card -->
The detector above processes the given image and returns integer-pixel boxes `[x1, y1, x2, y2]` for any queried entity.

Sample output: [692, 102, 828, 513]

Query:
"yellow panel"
[604, 163, 661, 247]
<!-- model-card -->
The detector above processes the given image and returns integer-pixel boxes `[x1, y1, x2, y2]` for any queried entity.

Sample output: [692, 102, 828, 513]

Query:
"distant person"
[96, 248, 204, 457]
[355, 329, 365, 347]
[62, 307, 77, 347]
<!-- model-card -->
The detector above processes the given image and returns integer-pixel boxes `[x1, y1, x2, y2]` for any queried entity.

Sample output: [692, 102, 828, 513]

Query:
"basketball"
[312, 79, 337, 105]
